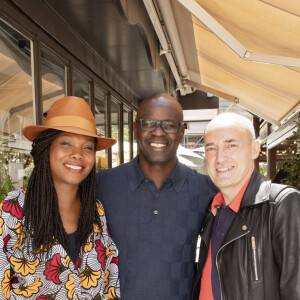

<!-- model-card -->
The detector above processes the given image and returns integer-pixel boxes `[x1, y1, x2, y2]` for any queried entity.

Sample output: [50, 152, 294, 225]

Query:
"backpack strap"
[269, 183, 298, 202]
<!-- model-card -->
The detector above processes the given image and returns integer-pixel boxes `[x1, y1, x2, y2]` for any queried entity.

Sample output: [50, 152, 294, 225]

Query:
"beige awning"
[159, 0, 300, 125]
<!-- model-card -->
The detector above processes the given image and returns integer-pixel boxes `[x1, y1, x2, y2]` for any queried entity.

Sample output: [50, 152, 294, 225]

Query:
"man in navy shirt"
[96, 93, 216, 300]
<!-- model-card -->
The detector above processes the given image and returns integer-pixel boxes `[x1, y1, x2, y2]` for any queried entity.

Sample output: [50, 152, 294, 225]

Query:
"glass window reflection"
[111, 98, 119, 167]
[73, 68, 89, 102]
[41, 48, 65, 119]
[95, 87, 108, 171]
[0, 21, 33, 194]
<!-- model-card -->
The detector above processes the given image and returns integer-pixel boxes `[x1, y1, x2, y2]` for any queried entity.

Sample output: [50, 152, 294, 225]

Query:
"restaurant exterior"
[0, 0, 299, 193]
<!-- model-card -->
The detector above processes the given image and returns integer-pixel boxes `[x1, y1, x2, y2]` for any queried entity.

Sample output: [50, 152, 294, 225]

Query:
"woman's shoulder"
[95, 199, 106, 217]
[1, 189, 26, 217]
[3, 188, 26, 202]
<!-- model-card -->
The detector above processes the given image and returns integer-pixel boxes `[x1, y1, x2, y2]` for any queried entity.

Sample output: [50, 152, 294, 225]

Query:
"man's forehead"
[205, 137, 241, 145]
[205, 126, 247, 143]
[138, 103, 182, 121]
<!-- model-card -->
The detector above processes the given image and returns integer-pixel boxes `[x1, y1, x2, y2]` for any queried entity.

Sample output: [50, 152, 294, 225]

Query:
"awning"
[146, 0, 300, 125]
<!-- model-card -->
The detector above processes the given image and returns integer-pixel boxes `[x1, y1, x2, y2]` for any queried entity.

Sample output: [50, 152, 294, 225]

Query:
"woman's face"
[49, 132, 95, 189]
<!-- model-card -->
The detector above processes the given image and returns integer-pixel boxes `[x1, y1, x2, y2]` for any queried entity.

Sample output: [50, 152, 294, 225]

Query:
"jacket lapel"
[221, 171, 270, 247]
[221, 213, 250, 247]
[200, 212, 215, 247]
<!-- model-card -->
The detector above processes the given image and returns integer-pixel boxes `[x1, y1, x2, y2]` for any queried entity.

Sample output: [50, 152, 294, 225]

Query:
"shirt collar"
[169, 159, 187, 193]
[128, 156, 146, 191]
[211, 176, 251, 216]
[127, 156, 187, 193]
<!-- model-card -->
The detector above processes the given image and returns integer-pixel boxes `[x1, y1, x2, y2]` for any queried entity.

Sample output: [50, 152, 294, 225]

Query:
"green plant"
[279, 121, 300, 188]
[0, 175, 15, 202]
[259, 162, 268, 177]
[0, 142, 16, 202]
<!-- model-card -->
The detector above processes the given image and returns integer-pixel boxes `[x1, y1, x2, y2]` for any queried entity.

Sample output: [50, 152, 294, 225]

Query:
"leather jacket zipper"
[251, 236, 259, 281]
[216, 229, 250, 300]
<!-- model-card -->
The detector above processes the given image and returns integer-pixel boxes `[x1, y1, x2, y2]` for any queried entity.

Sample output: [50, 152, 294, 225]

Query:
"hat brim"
[23, 125, 116, 151]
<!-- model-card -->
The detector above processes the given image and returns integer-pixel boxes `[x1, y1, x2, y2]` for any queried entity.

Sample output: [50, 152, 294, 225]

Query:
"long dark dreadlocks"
[23, 129, 101, 256]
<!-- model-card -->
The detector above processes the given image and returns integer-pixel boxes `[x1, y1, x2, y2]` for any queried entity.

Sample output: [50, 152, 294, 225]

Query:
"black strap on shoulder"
[269, 183, 297, 202]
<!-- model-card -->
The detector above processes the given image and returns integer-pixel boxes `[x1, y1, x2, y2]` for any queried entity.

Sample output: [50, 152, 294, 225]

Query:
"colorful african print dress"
[0, 189, 120, 299]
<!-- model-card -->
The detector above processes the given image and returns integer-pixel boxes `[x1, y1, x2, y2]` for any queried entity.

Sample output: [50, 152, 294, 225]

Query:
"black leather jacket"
[193, 171, 300, 300]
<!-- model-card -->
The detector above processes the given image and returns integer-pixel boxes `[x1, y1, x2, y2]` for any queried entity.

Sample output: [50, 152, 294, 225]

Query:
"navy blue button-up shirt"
[96, 156, 217, 300]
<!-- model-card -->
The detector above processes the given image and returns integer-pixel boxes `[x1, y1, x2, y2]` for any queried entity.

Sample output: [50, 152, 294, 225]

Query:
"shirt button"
[242, 225, 247, 231]
[154, 210, 158, 215]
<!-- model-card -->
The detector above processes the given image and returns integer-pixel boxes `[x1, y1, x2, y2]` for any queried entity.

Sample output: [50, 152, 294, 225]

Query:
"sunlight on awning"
[169, 0, 300, 125]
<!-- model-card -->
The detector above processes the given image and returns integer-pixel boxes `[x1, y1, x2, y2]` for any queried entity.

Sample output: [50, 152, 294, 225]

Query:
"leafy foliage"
[0, 142, 16, 202]
[280, 121, 300, 189]
[0, 175, 15, 202]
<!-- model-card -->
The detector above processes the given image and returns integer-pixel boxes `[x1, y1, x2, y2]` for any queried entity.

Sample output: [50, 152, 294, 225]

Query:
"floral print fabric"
[0, 189, 120, 299]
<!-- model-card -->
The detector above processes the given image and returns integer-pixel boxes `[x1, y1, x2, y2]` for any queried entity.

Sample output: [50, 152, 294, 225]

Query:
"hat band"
[45, 116, 96, 134]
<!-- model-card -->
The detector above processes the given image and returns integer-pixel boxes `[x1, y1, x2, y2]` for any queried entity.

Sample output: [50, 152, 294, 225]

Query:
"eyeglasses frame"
[135, 118, 186, 134]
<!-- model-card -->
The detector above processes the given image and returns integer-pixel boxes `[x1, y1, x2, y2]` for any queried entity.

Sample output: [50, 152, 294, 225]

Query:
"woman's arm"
[97, 201, 121, 299]
[0, 209, 13, 299]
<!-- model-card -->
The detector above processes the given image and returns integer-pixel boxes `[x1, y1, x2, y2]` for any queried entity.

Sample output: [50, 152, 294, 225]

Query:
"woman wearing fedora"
[0, 96, 120, 299]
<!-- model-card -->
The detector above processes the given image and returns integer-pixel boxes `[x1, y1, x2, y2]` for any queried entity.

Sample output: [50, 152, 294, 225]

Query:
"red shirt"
[199, 177, 251, 300]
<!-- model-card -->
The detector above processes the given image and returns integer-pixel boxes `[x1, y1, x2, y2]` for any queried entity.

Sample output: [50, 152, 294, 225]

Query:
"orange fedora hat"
[23, 96, 116, 151]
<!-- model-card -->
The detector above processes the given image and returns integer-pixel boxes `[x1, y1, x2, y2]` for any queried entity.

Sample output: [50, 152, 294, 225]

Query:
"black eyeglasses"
[135, 118, 185, 134]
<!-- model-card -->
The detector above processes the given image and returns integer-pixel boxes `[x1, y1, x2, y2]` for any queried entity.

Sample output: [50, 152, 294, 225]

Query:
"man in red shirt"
[193, 112, 300, 300]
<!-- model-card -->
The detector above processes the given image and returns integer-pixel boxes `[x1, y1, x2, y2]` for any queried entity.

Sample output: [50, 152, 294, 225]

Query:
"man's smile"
[216, 166, 234, 172]
[150, 143, 166, 148]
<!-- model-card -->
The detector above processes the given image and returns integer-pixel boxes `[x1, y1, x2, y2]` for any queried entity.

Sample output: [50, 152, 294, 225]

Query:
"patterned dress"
[0, 189, 120, 299]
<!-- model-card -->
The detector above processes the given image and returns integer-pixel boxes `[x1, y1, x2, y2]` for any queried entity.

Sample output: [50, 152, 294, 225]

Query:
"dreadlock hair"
[23, 129, 101, 256]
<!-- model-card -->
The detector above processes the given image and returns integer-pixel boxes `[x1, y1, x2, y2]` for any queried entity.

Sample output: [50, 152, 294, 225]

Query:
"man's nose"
[216, 148, 227, 162]
[152, 123, 166, 135]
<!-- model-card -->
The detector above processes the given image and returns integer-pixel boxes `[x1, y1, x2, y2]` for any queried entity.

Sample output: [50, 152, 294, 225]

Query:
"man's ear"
[178, 124, 185, 143]
[252, 140, 261, 159]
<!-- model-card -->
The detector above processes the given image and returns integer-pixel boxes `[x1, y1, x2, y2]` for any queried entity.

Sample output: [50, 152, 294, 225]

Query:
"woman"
[0, 96, 120, 299]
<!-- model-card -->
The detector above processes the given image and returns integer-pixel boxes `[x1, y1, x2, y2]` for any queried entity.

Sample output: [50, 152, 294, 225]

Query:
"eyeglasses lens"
[140, 119, 179, 134]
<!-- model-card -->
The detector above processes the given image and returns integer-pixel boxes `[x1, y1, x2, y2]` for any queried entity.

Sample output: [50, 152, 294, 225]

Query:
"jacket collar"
[204, 171, 271, 213]
[240, 170, 271, 208]
[219, 171, 271, 247]
[200, 171, 271, 245]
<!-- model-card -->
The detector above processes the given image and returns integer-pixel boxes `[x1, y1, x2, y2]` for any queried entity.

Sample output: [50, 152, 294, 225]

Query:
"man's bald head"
[205, 112, 256, 143]
[137, 93, 183, 122]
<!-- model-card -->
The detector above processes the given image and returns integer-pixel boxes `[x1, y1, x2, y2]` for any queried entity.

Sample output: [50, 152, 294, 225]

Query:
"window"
[41, 48, 66, 115]
[0, 21, 33, 192]
[133, 111, 138, 157]
[123, 108, 130, 163]
[0, 10, 136, 190]
[73, 68, 89, 102]
[95, 87, 108, 171]
[111, 98, 119, 167]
